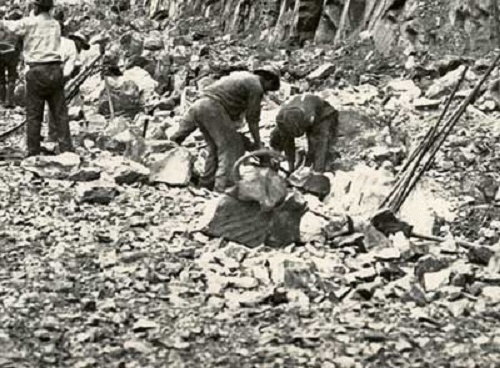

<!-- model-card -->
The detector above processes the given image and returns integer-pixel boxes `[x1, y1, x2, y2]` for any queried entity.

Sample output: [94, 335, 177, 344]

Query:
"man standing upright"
[0, 0, 73, 157]
[46, 13, 89, 143]
[170, 66, 281, 192]
[0, 6, 23, 108]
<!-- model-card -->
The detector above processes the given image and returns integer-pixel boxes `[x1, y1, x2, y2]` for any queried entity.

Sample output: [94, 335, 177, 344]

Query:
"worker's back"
[203, 71, 264, 121]
[278, 94, 337, 134]
[3, 13, 62, 64]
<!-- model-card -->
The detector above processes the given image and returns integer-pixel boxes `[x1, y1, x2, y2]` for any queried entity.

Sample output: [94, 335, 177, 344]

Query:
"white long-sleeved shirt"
[0, 12, 61, 64]
[60, 37, 80, 79]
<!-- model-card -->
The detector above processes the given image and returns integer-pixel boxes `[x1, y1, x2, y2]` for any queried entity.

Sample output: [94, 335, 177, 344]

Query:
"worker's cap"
[254, 65, 281, 91]
[32, 0, 54, 8]
[254, 65, 281, 80]
[69, 32, 91, 50]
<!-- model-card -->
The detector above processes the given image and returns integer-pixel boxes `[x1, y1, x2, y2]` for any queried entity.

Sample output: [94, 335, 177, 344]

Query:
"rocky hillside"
[149, 0, 500, 57]
[1, 1, 500, 367]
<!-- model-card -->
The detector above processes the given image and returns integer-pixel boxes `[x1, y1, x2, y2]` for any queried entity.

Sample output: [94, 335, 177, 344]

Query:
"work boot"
[0, 84, 6, 106]
[5, 82, 15, 108]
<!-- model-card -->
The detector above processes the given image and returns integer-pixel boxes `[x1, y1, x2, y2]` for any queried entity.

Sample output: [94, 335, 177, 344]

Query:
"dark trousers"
[0, 55, 19, 84]
[171, 98, 245, 192]
[0, 52, 20, 104]
[25, 63, 73, 156]
[305, 116, 338, 172]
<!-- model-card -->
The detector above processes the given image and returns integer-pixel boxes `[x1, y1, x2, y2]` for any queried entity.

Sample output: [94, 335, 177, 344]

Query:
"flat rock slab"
[22, 152, 81, 180]
[149, 147, 193, 186]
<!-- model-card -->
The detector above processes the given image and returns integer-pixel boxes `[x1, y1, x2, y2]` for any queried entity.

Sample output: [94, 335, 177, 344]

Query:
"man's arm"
[71, 53, 82, 79]
[0, 19, 27, 37]
[170, 109, 197, 145]
[63, 41, 78, 82]
[283, 136, 296, 174]
[246, 88, 264, 148]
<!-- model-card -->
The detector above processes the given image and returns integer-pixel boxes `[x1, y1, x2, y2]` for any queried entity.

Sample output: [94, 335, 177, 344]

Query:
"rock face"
[151, 0, 499, 56]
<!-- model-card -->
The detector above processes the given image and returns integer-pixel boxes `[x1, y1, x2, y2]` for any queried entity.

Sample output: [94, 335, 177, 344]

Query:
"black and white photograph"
[0, 0, 499, 367]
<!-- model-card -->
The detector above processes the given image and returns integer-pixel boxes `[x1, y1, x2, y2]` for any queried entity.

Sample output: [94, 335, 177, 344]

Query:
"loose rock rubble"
[1, 1, 500, 367]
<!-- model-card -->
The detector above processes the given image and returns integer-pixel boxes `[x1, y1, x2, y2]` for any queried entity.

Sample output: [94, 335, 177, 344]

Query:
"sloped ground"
[2, 76, 500, 367]
[1, 152, 500, 368]
[2, 2, 500, 367]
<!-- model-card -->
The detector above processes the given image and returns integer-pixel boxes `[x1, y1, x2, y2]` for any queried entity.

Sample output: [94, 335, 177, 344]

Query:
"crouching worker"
[170, 66, 281, 192]
[270, 94, 338, 173]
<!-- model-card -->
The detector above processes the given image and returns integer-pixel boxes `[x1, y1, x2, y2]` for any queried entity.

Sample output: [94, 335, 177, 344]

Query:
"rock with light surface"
[149, 147, 193, 186]
[423, 268, 451, 292]
[324, 164, 395, 216]
[386, 79, 421, 102]
[306, 63, 336, 81]
[373, 247, 401, 260]
[425, 66, 475, 99]
[333, 356, 357, 368]
[300, 211, 328, 243]
[132, 319, 159, 332]
[68, 105, 84, 121]
[482, 286, 500, 303]
[121, 66, 158, 102]
[226, 276, 259, 289]
[21, 152, 81, 180]
[123, 339, 152, 354]
[86, 114, 107, 131]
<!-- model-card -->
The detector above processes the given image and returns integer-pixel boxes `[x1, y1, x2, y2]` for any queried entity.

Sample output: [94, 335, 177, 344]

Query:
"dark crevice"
[388, 0, 407, 12]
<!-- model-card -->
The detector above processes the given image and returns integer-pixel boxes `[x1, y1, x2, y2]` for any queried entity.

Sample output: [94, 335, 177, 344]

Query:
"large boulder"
[121, 67, 159, 102]
[203, 192, 306, 248]
[425, 66, 477, 99]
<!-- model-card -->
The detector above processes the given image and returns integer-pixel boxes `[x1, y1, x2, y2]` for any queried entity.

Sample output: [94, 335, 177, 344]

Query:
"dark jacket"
[203, 71, 264, 126]
[271, 94, 338, 172]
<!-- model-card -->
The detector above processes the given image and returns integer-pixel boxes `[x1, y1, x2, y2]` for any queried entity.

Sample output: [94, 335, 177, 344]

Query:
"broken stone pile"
[1, 1, 500, 365]
[2, 149, 500, 365]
